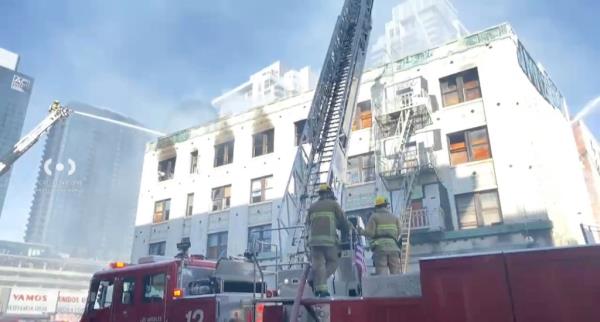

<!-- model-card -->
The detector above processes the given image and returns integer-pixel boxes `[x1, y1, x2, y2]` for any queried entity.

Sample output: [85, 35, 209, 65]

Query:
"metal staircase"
[275, 0, 374, 265]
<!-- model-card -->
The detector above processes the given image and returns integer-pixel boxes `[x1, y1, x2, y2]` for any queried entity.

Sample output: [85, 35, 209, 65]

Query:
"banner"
[6, 288, 58, 315]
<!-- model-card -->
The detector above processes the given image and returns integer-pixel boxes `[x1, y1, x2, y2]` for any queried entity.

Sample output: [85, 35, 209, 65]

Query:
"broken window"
[295, 119, 307, 146]
[347, 153, 375, 184]
[448, 127, 491, 166]
[211, 185, 231, 211]
[148, 241, 166, 256]
[186, 193, 194, 217]
[248, 224, 272, 255]
[207, 231, 228, 259]
[352, 100, 372, 131]
[440, 68, 482, 107]
[214, 140, 234, 167]
[190, 150, 198, 174]
[253, 129, 275, 157]
[158, 156, 176, 181]
[153, 199, 171, 223]
[250, 175, 273, 203]
[455, 190, 502, 229]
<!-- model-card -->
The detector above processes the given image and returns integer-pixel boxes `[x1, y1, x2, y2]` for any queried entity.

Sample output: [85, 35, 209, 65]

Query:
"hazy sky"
[0, 0, 598, 241]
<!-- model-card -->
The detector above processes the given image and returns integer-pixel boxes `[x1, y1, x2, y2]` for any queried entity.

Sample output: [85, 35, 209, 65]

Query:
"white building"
[368, 0, 468, 67]
[211, 61, 317, 116]
[131, 23, 593, 269]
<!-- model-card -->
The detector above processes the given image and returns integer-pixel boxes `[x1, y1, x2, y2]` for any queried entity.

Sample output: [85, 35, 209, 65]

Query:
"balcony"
[405, 207, 445, 232]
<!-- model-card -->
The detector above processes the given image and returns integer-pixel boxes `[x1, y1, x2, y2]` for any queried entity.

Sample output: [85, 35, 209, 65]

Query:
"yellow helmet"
[375, 196, 388, 207]
[318, 183, 332, 193]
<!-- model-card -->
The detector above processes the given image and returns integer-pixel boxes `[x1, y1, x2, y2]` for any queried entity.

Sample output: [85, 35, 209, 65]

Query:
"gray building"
[26, 103, 151, 261]
[0, 49, 33, 218]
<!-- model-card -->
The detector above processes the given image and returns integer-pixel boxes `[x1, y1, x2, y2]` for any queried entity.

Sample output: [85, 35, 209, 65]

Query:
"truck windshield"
[182, 266, 213, 296]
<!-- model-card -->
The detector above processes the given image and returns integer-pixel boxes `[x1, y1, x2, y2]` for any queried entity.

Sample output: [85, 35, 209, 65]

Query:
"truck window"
[143, 273, 166, 302]
[93, 280, 114, 310]
[182, 266, 213, 296]
[121, 278, 135, 305]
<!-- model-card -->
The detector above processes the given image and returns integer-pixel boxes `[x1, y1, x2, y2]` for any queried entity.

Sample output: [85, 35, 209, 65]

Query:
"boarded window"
[253, 129, 275, 157]
[207, 232, 228, 259]
[153, 199, 170, 223]
[352, 100, 372, 131]
[456, 190, 502, 229]
[440, 68, 482, 107]
[250, 176, 273, 203]
[448, 127, 491, 165]
[212, 185, 231, 211]
[158, 157, 176, 181]
[214, 140, 234, 167]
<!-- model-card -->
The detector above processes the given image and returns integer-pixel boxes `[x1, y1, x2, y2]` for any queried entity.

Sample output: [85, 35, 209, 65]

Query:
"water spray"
[73, 110, 165, 136]
[572, 96, 600, 123]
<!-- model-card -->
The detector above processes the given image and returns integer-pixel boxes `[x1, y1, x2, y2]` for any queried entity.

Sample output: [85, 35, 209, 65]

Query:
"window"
[214, 140, 234, 167]
[250, 175, 273, 203]
[93, 280, 114, 310]
[347, 153, 375, 184]
[295, 119, 307, 146]
[207, 232, 228, 259]
[148, 241, 166, 256]
[455, 190, 502, 229]
[252, 129, 275, 157]
[143, 273, 165, 303]
[352, 100, 372, 131]
[186, 193, 194, 217]
[212, 185, 231, 211]
[248, 224, 272, 254]
[190, 150, 198, 174]
[158, 157, 176, 181]
[121, 278, 135, 305]
[153, 199, 171, 223]
[440, 68, 482, 107]
[448, 127, 491, 166]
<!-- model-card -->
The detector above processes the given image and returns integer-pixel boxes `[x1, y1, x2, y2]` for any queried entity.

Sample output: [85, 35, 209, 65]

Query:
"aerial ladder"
[0, 101, 72, 177]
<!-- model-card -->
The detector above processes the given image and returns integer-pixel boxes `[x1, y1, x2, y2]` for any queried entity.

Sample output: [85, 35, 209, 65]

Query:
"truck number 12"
[185, 309, 204, 322]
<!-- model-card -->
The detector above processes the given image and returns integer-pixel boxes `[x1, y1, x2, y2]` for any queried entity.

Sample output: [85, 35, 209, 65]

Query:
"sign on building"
[6, 288, 58, 316]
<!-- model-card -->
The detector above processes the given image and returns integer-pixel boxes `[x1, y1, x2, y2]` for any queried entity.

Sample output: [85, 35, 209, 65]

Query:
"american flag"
[353, 235, 367, 277]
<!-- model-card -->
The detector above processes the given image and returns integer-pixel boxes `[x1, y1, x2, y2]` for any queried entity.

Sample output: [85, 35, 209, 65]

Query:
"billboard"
[4, 288, 87, 317]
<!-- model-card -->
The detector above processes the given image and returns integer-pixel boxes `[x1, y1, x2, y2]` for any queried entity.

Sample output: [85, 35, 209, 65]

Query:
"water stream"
[572, 96, 600, 123]
[73, 110, 166, 136]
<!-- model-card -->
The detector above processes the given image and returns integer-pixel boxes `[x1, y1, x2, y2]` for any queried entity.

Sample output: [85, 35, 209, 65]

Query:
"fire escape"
[371, 76, 437, 272]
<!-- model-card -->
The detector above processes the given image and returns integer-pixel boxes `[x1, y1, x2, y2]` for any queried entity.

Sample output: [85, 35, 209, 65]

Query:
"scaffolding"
[371, 75, 436, 272]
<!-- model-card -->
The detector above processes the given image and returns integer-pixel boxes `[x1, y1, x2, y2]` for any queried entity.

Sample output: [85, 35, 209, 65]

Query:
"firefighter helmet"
[318, 183, 332, 193]
[375, 196, 388, 207]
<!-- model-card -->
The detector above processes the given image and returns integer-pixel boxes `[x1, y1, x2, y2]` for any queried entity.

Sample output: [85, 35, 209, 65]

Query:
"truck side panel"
[167, 297, 217, 322]
[420, 254, 515, 322]
[506, 246, 600, 322]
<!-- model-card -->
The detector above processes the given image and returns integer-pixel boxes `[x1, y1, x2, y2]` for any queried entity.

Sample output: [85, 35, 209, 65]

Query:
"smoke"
[572, 96, 600, 123]
[163, 99, 218, 132]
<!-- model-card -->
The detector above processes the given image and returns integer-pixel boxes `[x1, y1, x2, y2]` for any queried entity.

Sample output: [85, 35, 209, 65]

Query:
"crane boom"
[0, 101, 71, 176]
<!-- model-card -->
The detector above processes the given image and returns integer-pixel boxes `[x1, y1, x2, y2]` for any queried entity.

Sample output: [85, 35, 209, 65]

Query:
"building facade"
[211, 61, 317, 116]
[26, 103, 151, 261]
[368, 0, 468, 67]
[0, 48, 33, 217]
[131, 24, 593, 270]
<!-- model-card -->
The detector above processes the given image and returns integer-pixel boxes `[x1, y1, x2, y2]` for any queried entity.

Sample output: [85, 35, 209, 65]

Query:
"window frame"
[439, 68, 482, 107]
[207, 231, 228, 259]
[214, 140, 234, 167]
[447, 127, 492, 166]
[352, 100, 373, 131]
[142, 273, 166, 303]
[252, 128, 275, 157]
[153, 199, 171, 223]
[185, 193, 194, 217]
[294, 119, 307, 146]
[211, 185, 232, 211]
[347, 153, 375, 184]
[93, 279, 114, 310]
[250, 175, 273, 204]
[157, 156, 176, 181]
[247, 224, 273, 254]
[148, 241, 166, 256]
[190, 150, 198, 174]
[455, 190, 502, 229]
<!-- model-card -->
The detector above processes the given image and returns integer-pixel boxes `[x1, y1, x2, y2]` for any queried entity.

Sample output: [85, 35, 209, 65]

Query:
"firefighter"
[359, 196, 402, 275]
[306, 183, 350, 297]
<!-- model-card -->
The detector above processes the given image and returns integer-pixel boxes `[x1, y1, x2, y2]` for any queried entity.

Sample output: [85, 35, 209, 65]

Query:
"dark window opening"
[207, 231, 228, 259]
[214, 140, 234, 167]
[148, 241, 166, 256]
[153, 199, 171, 223]
[248, 224, 272, 254]
[186, 193, 194, 217]
[212, 185, 231, 211]
[158, 157, 176, 181]
[190, 150, 198, 174]
[253, 129, 275, 157]
[295, 119, 307, 146]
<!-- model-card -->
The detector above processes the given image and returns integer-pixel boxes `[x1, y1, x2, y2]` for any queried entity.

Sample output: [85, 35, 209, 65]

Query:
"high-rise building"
[211, 61, 317, 116]
[0, 48, 34, 217]
[131, 24, 595, 267]
[368, 0, 468, 67]
[25, 103, 151, 261]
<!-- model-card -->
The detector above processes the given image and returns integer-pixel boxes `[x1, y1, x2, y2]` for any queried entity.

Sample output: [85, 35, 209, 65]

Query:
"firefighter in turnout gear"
[306, 183, 350, 297]
[359, 196, 402, 275]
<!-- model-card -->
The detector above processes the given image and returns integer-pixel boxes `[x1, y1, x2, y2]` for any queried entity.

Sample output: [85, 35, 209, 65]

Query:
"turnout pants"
[310, 245, 339, 293]
[373, 250, 401, 275]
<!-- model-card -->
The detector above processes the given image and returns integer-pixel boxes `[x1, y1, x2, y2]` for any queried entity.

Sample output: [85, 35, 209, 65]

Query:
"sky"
[0, 0, 599, 241]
